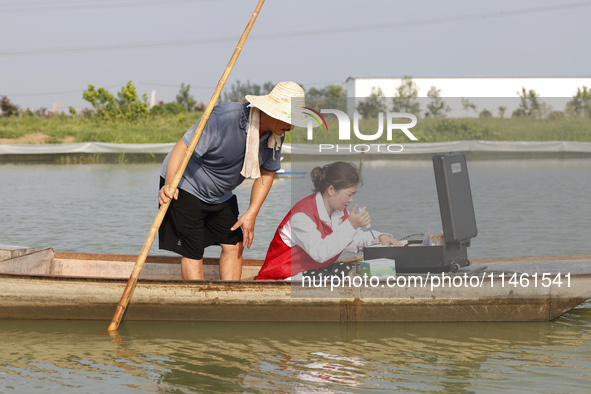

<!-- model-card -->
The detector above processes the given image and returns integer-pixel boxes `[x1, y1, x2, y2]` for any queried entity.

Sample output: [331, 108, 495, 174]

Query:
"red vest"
[256, 193, 348, 280]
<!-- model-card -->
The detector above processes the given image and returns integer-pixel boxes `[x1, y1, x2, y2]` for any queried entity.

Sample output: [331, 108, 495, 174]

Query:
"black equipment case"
[363, 152, 478, 273]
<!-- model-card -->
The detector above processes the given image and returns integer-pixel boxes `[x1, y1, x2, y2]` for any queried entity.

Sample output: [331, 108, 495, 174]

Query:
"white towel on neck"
[240, 106, 282, 179]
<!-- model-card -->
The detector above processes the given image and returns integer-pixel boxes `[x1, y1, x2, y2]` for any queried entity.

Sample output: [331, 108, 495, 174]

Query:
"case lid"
[432, 152, 478, 244]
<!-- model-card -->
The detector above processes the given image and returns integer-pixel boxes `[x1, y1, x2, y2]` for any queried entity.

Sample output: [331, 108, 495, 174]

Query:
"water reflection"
[2, 312, 591, 393]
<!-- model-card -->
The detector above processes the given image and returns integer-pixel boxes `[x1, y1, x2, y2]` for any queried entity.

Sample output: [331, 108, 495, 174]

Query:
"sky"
[2, 0, 590, 111]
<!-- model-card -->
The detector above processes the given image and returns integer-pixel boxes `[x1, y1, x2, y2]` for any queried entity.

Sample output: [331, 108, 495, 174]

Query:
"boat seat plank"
[0, 248, 53, 275]
[51, 258, 262, 280]
[0, 245, 36, 261]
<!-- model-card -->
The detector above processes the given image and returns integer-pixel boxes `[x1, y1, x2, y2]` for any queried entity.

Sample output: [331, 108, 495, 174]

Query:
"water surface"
[1, 158, 591, 392]
[2, 158, 590, 258]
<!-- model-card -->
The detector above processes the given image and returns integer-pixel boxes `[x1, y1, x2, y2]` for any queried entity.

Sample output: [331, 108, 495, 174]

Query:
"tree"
[512, 87, 549, 119]
[424, 86, 450, 118]
[498, 106, 507, 118]
[35, 107, 48, 117]
[566, 86, 591, 118]
[392, 76, 420, 114]
[305, 84, 346, 111]
[117, 81, 149, 122]
[356, 87, 387, 118]
[222, 80, 274, 103]
[461, 97, 478, 115]
[83, 81, 148, 122]
[176, 83, 197, 111]
[479, 109, 492, 118]
[0, 95, 19, 117]
[83, 85, 119, 121]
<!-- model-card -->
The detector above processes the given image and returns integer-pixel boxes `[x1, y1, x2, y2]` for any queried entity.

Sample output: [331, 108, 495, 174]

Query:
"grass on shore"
[1, 112, 590, 144]
[289, 116, 591, 144]
[0, 112, 203, 144]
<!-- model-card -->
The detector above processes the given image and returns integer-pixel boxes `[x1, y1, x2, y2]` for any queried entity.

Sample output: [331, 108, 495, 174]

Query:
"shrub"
[82, 81, 148, 123]
[0, 96, 19, 117]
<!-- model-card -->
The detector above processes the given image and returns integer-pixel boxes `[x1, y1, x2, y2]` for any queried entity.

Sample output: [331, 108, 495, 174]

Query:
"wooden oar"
[107, 0, 266, 332]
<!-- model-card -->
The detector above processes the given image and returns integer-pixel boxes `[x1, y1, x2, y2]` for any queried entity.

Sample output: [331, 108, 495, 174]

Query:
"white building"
[345, 77, 591, 117]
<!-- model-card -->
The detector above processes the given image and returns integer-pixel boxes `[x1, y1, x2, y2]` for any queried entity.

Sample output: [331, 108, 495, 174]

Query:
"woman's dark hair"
[310, 161, 361, 193]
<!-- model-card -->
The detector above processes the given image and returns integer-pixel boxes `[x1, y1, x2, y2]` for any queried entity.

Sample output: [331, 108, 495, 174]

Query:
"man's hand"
[378, 235, 403, 247]
[235, 168, 275, 249]
[231, 211, 257, 249]
[159, 184, 179, 205]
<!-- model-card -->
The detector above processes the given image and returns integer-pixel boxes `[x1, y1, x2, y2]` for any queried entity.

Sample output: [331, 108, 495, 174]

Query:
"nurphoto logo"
[303, 108, 418, 153]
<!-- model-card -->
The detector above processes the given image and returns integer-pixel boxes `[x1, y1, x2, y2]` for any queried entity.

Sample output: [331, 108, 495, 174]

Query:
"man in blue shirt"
[158, 81, 308, 280]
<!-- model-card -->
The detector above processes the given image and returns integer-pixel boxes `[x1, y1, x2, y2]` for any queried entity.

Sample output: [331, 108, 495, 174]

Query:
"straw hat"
[245, 81, 309, 127]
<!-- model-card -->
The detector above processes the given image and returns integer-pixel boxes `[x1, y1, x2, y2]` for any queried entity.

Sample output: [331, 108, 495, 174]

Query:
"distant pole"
[150, 90, 156, 109]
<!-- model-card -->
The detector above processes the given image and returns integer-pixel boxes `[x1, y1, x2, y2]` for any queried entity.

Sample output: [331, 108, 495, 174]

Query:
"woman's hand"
[159, 184, 179, 205]
[348, 204, 371, 229]
[378, 235, 403, 246]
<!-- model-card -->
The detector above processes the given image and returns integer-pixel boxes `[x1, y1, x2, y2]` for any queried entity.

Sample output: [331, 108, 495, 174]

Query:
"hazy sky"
[2, 0, 590, 110]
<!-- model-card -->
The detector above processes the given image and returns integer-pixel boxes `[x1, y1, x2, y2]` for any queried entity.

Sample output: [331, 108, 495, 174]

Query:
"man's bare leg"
[181, 257, 204, 280]
[219, 243, 244, 280]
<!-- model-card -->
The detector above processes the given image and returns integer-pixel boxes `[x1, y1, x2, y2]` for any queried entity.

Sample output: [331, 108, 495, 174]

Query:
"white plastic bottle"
[436, 234, 444, 246]
[429, 234, 435, 246]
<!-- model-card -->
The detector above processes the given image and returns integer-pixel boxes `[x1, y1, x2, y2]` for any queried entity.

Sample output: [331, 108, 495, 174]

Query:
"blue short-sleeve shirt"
[160, 102, 283, 204]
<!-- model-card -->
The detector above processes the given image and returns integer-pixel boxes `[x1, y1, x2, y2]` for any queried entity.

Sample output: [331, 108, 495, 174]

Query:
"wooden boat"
[2, 247, 591, 322]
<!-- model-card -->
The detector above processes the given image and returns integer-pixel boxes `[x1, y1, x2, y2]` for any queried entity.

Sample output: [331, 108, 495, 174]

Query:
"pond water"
[2, 158, 590, 259]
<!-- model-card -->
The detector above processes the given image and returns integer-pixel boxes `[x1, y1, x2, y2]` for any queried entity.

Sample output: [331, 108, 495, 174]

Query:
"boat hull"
[1, 248, 591, 322]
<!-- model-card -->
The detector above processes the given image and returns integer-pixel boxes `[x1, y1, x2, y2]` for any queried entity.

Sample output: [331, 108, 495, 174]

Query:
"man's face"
[264, 115, 294, 136]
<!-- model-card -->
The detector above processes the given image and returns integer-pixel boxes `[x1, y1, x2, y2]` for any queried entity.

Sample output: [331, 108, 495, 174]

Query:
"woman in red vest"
[257, 161, 401, 280]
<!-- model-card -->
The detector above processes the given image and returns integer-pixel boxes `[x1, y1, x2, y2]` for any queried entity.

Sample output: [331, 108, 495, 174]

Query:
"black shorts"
[158, 177, 243, 260]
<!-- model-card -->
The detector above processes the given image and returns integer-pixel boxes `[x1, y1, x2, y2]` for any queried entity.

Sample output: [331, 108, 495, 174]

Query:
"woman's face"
[326, 184, 358, 213]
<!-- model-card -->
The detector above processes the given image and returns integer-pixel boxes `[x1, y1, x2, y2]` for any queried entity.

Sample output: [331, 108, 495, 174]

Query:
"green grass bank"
[1, 113, 590, 144]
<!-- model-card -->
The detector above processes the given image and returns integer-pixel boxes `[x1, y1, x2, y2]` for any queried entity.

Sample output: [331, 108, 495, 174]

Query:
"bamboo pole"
[359, 151, 365, 178]
[107, 0, 266, 332]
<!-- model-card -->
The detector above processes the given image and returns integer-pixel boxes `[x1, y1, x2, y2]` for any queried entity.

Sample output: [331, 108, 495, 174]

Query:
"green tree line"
[1, 79, 590, 144]
[355, 76, 591, 120]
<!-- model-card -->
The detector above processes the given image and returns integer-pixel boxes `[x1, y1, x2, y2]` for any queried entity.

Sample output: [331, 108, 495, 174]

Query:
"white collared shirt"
[279, 192, 386, 264]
